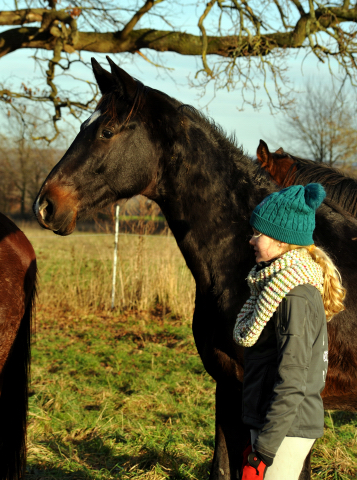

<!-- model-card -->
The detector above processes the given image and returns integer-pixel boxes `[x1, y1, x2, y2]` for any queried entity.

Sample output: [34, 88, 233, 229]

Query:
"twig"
[135, 50, 174, 69]
[120, 0, 164, 41]
[198, 0, 217, 78]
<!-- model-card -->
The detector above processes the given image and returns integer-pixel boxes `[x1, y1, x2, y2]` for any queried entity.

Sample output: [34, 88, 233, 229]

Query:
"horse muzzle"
[33, 186, 78, 236]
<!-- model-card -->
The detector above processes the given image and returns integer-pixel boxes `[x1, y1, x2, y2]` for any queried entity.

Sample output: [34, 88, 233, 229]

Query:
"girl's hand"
[241, 452, 267, 479]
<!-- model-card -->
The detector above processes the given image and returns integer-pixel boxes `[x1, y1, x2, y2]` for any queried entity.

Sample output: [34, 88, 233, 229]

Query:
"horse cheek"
[112, 131, 158, 197]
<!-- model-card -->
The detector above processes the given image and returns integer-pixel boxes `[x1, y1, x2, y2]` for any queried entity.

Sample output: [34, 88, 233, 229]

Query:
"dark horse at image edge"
[0, 214, 37, 480]
[33, 58, 357, 480]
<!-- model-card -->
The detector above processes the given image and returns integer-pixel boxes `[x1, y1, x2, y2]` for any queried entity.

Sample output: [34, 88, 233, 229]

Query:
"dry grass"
[24, 227, 195, 319]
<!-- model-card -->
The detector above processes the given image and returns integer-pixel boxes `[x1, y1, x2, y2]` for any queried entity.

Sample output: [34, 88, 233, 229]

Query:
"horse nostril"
[39, 197, 54, 222]
[45, 198, 54, 218]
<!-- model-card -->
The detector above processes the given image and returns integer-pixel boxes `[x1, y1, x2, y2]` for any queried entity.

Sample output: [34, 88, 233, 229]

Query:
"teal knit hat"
[250, 183, 326, 246]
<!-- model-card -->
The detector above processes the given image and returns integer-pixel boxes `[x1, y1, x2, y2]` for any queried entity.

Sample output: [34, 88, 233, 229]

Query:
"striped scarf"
[233, 248, 324, 347]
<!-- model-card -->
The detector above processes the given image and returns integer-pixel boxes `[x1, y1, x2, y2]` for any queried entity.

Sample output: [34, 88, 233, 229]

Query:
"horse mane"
[177, 104, 271, 191]
[178, 104, 237, 142]
[285, 155, 357, 218]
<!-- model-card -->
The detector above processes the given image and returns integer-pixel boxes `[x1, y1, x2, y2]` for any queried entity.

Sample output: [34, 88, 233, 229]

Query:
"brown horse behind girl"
[0, 213, 37, 480]
[256, 139, 357, 218]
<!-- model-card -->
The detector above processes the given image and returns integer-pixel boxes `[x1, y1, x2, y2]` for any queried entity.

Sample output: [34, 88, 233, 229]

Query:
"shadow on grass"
[329, 411, 357, 427]
[26, 466, 87, 480]
[27, 434, 213, 480]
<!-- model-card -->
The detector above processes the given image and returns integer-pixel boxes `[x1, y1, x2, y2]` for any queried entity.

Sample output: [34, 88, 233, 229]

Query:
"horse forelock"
[96, 80, 147, 126]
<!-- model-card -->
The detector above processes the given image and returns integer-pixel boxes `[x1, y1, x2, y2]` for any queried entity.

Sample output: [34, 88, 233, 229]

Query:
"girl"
[234, 183, 345, 480]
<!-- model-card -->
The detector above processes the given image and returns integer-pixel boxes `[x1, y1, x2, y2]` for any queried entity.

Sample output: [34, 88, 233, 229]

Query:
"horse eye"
[101, 129, 113, 139]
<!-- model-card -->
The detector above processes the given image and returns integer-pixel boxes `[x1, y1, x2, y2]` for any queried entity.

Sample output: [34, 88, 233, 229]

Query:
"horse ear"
[91, 57, 115, 95]
[106, 56, 137, 99]
[256, 139, 270, 166]
[275, 147, 285, 154]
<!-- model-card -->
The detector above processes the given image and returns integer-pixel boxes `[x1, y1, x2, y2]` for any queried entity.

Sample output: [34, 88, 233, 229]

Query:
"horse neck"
[154, 131, 274, 303]
[289, 157, 357, 217]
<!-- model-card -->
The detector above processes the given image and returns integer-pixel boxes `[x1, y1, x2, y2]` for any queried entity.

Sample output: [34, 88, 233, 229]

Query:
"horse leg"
[210, 379, 250, 480]
[0, 298, 34, 480]
[298, 449, 312, 480]
[192, 295, 249, 480]
[0, 260, 36, 480]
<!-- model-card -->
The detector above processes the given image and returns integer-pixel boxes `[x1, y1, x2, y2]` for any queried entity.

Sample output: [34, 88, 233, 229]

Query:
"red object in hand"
[241, 452, 268, 480]
[241, 442, 252, 474]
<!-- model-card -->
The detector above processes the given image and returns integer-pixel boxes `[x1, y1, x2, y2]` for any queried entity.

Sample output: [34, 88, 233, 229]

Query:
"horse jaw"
[53, 211, 77, 236]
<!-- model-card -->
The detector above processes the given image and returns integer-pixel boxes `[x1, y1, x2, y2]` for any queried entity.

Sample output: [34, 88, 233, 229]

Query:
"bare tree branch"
[289, 0, 306, 16]
[0, 6, 356, 60]
[2, 1, 357, 142]
[278, 82, 357, 166]
[273, 0, 289, 30]
[0, 9, 46, 25]
[197, 0, 217, 78]
[120, 0, 163, 41]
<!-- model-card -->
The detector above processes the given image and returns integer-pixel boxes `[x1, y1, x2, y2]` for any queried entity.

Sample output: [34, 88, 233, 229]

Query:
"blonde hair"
[282, 243, 346, 321]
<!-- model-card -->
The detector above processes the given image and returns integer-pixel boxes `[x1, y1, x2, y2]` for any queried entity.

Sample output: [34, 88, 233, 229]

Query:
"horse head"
[33, 57, 178, 235]
[256, 139, 296, 187]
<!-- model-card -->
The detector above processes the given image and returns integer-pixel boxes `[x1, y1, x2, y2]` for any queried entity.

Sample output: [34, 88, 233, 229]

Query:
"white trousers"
[250, 430, 316, 480]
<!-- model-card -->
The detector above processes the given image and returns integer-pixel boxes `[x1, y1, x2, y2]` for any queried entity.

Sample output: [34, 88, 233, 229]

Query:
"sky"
[0, 46, 340, 157]
[0, 0, 350, 157]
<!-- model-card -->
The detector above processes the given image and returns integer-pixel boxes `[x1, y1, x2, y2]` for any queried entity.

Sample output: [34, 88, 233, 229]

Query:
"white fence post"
[111, 205, 120, 309]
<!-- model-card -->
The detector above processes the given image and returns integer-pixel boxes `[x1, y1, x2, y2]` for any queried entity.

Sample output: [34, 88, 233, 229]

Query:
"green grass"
[27, 311, 215, 480]
[27, 310, 357, 480]
[312, 411, 357, 479]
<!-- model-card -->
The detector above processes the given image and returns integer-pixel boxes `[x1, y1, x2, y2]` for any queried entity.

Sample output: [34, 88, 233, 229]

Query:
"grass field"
[26, 227, 195, 318]
[24, 226, 357, 480]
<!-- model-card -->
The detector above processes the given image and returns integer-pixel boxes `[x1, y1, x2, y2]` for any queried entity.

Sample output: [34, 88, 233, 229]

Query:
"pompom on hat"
[250, 183, 326, 246]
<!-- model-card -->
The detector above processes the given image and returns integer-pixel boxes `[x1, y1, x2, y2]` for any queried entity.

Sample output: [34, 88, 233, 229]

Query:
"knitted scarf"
[233, 248, 324, 347]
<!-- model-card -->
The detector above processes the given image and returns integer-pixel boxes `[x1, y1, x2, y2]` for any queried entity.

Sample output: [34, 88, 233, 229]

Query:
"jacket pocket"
[279, 296, 306, 336]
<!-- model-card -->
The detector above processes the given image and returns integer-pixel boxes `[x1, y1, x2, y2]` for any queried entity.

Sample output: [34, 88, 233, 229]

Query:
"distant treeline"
[0, 144, 64, 217]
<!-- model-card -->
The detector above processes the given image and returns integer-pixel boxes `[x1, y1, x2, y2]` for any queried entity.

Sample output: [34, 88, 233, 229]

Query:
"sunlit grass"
[24, 227, 195, 319]
[27, 311, 215, 480]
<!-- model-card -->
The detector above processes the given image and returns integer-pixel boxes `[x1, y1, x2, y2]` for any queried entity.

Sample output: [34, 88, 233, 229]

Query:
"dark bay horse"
[33, 58, 357, 480]
[0, 213, 37, 480]
[256, 139, 357, 218]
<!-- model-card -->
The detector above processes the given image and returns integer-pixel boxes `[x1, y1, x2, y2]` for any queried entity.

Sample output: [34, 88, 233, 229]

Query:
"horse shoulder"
[0, 213, 36, 372]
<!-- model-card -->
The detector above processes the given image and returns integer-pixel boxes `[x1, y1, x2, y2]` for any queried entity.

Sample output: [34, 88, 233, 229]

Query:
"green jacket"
[242, 283, 328, 460]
